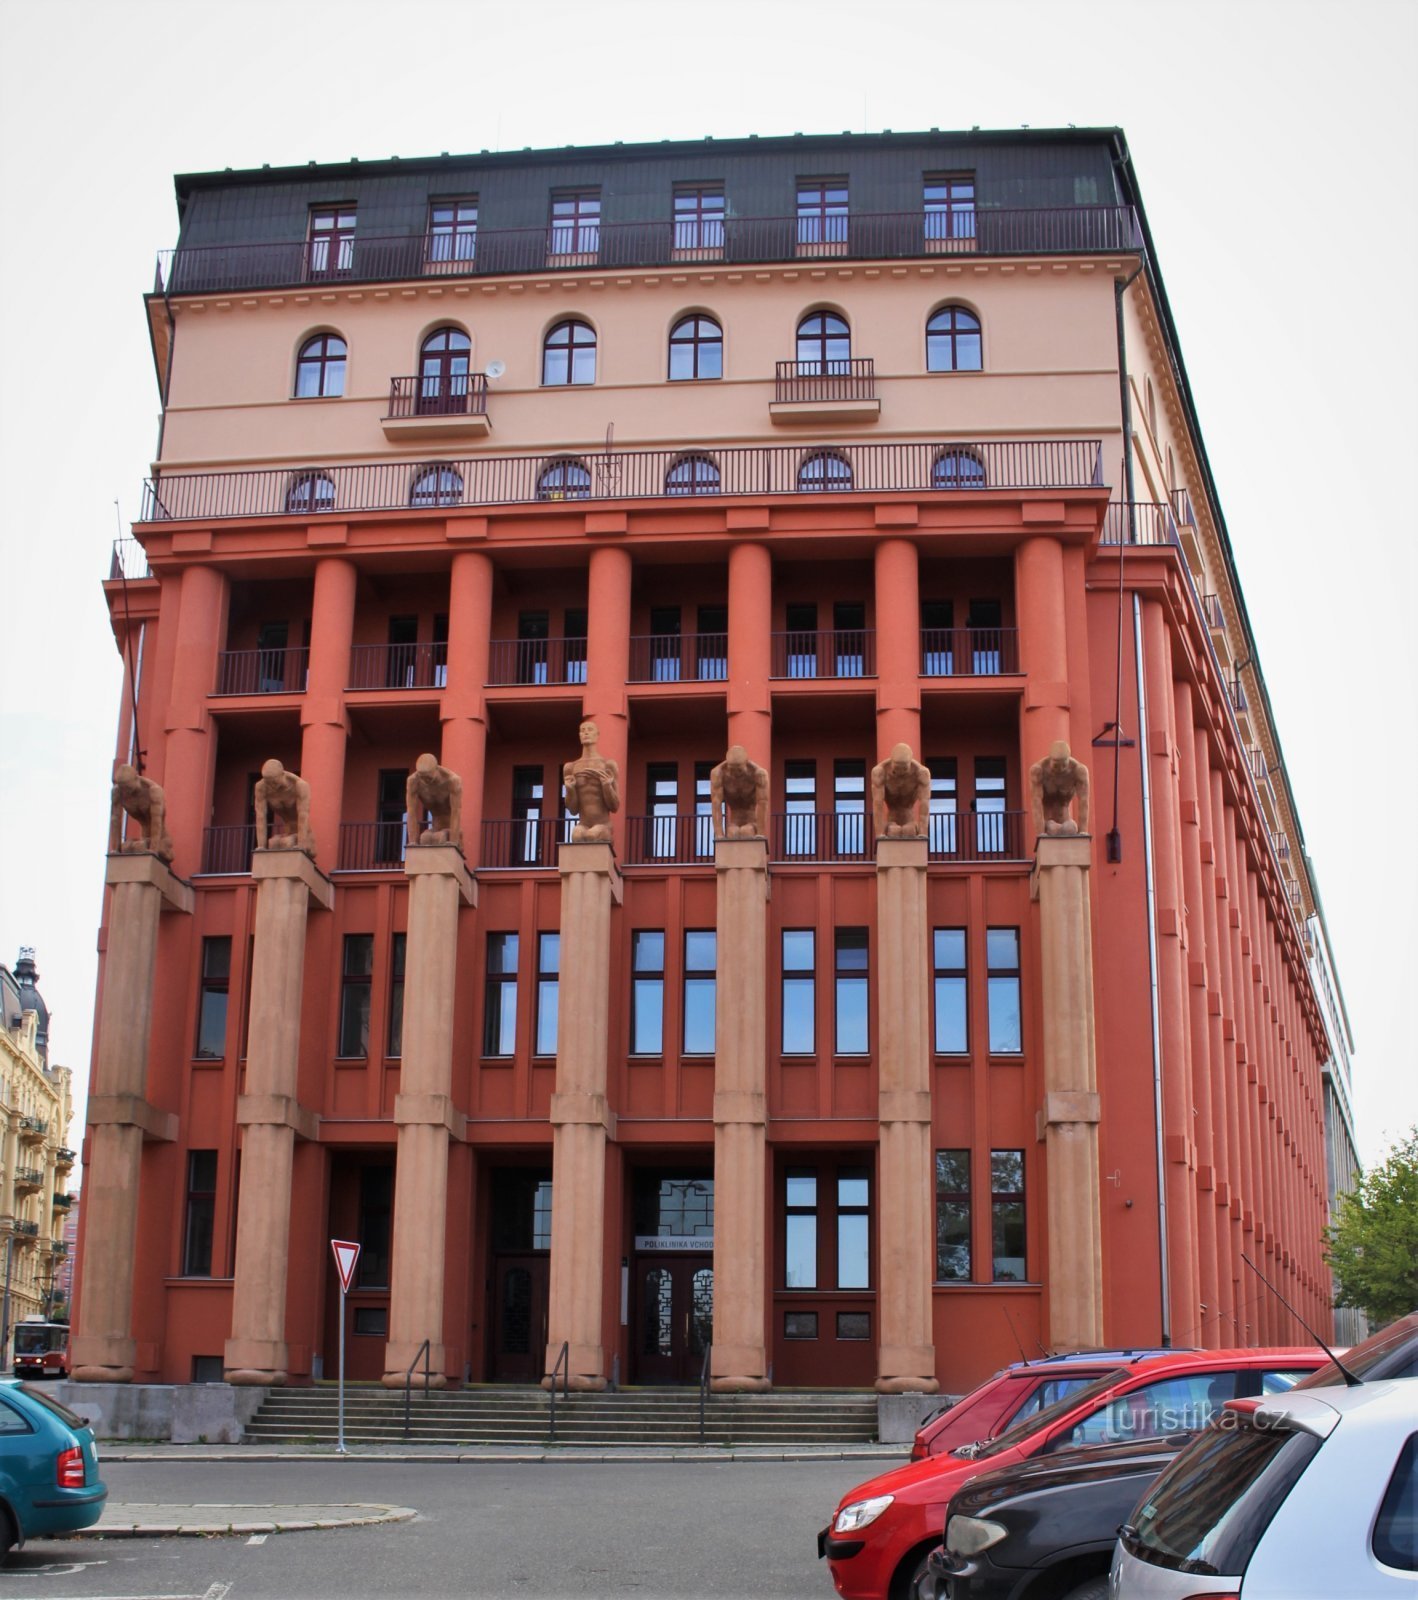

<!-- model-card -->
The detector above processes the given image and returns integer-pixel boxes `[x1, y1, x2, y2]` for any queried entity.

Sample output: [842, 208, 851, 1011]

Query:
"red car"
[819, 1346, 1325, 1600]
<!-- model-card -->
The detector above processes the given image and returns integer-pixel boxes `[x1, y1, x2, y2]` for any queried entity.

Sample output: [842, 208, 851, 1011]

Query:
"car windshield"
[971, 1368, 1129, 1460]
[1294, 1312, 1418, 1389]
[19, 1385, 88, 1429]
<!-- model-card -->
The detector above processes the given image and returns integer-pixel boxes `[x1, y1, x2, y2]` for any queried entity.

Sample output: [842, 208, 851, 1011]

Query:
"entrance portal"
[630, 1170, 714, 1384]
[489, 1168, 552, 1383]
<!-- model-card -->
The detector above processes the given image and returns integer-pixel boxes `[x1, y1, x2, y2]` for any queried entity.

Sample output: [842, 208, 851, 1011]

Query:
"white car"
[1110, 1378, 1417, 1597]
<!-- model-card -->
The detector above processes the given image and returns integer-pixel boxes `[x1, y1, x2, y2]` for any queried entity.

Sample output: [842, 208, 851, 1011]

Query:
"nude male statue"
[1029, 740, 1091, 836]
[109, 763, 174, 863]
[253, 758, 314, 853]
[562, 719, 620, 843]
[710, 745, 769, 839]
[871, 743, 932, 839]
[406, 753, 463, 847]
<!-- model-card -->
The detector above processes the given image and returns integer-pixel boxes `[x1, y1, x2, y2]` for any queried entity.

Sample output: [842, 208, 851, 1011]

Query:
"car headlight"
[946, 1514, 1008, 1556]
[833, 1494, 895, 1534]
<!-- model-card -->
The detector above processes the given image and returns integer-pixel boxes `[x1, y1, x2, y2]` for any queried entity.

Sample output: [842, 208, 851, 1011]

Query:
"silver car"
[1110, 1378, 1417, 1597]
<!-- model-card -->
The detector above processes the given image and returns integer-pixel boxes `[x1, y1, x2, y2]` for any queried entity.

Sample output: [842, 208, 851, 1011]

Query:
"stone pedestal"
[72, 853, 189, 1383]
[1032, 835, 1104, 1351]
[544, 843, 621, 1390]
[382, 845, 474, 1387]
[224, 849, 331, 1385]
[711, 838, 771, 1392]
[874, 838, 939, 1393]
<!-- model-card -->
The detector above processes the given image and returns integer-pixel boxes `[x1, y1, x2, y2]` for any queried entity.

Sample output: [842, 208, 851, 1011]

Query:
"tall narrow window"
[295, 333, 347, 397]
[417, 326, 472, 414]
[649, 608, 683, 682]
[541, 320, 597, 386]
[928, 756, 958, 855]
[338, 934, 374, 1057]
[967, 599, 1003, 674]
[696, 605, 728, 681]
[987, 928, 1022, 1054]
[535, 932, 560, 1057]
[512, 766, 546, 866]
[786, 602, 819, 677]
[974, 757, 1008, 854]
[785, 1169, 818, 1287]
[631, 931, 665, 1055]
[674, 186, 726, 252]
[356, 1163, 393, 1287]
[182, 1150, 217, 1276]
[991, 1151, 1026, 1280]
[647, 763, 679, 858]
[386, 933, 406, 1057]
[550, 189, 601, 255]
[933, 928, 968, 1054]
[308, 207, 356, 277]
[782, 929, 815, 1053]
[921, 599, 954, 675]
[694, 760, 715, 857]
[683, 931, 717, 1055]
[935, 1150, 972, 1281]
[835, 928, 869, 1054]
[428, 198, 478, 262]
[837, 1169, 870, 1288]
[834, 759, 866, 855]
[564, 607, 588, 684]
[797, 181, 848, 246]
[668, 315, 723, 380]
[483, 933, 520, 1056]
[195, 936, 231, 1059]
[375, 765, 407, 862]
[833, 600, 866, 677]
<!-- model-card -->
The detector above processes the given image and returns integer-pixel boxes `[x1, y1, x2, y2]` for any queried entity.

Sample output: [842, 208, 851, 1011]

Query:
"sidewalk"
[99, 1441, 904, 1464]
[80, 1502, 417, 1538]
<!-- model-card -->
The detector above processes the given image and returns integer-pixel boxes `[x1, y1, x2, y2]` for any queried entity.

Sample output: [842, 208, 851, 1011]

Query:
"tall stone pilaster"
[1032, 834, 1104, 1351]
[224, 849, 330, 1385]
[72, 853, 188, 1383]
[382, 844, 475, 1386]
[874, 837, 939, 1393]
[544, 842, 620, 1390]
[711, 837, 770, 1391]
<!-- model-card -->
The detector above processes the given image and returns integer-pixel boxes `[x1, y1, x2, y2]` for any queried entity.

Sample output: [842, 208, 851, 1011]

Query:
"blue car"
[0, 1378, 107, 1560]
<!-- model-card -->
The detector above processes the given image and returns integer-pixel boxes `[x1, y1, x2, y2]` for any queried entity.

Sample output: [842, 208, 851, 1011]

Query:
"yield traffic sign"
[330, 1238, 361, 1295]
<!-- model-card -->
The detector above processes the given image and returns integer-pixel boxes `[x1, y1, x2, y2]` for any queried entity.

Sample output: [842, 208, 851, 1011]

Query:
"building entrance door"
[491, 1255, 550, 1384]
[634, 1255, 713, 1384]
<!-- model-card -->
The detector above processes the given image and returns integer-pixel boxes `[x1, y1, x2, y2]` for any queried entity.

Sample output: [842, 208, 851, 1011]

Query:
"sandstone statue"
[562, 719, 620, 843]
[871, 743, 932, 839]
[1030, 740, 1091, 836]
[109, 763, 174, 863]
[253, 759, 314, 853]
[406, 753, 463, 847]
[710, 745, 769, 839]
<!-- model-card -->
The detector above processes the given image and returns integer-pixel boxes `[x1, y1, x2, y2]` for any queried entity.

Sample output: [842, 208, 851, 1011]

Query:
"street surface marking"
[246, 1533, 267, 1545]
[203, 1586, 233, 1599]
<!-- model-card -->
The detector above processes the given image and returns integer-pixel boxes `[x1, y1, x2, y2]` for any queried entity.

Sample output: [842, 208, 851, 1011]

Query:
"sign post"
[330, 1239, 361, 1454]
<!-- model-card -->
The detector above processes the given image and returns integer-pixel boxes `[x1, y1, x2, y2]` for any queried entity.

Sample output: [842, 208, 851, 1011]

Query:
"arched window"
[796, 312, 850, 374]
[926, 307, 982, 372]
[418, 326, 472, 414]
[294, 334, 346, 398]
[286, 472, 336, 514]
[409, 465, 463, 507]
[798, 450, 853, 492]
[668, 316, 723, 381]
[537, 458, 592, 500]
[933, 449, 986, 490]
[542, 319, 596, 386]
[665, 455, 721, 495]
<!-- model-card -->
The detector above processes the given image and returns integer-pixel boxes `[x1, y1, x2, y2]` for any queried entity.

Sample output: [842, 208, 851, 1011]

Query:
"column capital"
[713, 1089, 766, 1126]
[874, 837, 928, 871]
[878, 1089, 932, 1125]
[252, 846, 335, 909]
[1037, 1090, 1101, 1133]
[104, 851, 194, 913]
[558, 841, 623, 902]
[393, 1092, 468, 1139]
[87, 1093, 177, 1143]
[714, 836, 769, 880]
[404, 842, 477, 905]
[550, 1090, 617, 1135]
[1030, 833, 1093, 896]
[236, 1093, 320, 1142]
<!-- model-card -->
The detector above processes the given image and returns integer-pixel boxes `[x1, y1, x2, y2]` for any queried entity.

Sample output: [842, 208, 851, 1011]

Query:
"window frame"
[541, 318, 598, 386]
[307, 206, 356, 278]
[935, 1148, 972, 1282]
[630, 930, 666, 1056]
[385, 932, 406, 1058]
[668, 315, 724, 381]
[535, 931, 560, 1058]
[986, 926, 1023, 1054]
[795, 310, 851, 370]
[536, 456, 593, 499]
[673, 185, 726, 252]
[798, 449, 853, 492]
[834, 927, 869, 1056]
[409, 464, 463, 508]
[933, 927, 968, 1054]
[549, 188, 602, 256]
[195, 935, 231, 1061]
[990, 1149, 1027, 1281]
[181, 1149, 218, 1277]
[780, 928, 816, 1055]
[337, 934, 374, 1059]
[923, 173, 976, 241]
[796, 179, 848, 245]
[665, 453, 721, 495]
[682, 930, 717, 1056]
[427, 197, 479, 263]
[926, 305, 983, 373]
[294, 333, 347, 398]
[482, 931, 520, 1058]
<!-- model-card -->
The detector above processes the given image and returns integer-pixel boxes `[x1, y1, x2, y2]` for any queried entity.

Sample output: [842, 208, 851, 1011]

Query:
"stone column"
[441, 552, 494, 857]
[299, 557, 357, 871]
[874, 837, 938, 1393]
[382, 844, 475, 1386]
[161, 565, 229, 879]
[224, 849, 331, 1384]
[72, 853, 188, 1382]
[873, 539, 921, 758]
[544, 842, 621, 1390]
[584, 547, 632, 856]
[1032, 835, 1105, 1351]
[1014, 537, 1070, 753]
[727, 542, 772, 768]
[711, 837, 770, 1391]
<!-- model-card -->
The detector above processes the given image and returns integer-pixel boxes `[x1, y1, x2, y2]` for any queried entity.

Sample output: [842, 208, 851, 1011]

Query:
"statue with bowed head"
[109, 763, 174, 863]
[1029, 740, 1091, 837]
[711, 745, 769, 839]
[253, 758, 314, 853]
[406, 753, 463, 847]
[562, 719, 620, 843]
[871, 743, 931, 839]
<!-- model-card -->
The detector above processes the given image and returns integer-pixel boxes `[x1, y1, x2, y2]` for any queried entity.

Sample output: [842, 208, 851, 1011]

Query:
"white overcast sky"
[0, 0, 1413, 1167]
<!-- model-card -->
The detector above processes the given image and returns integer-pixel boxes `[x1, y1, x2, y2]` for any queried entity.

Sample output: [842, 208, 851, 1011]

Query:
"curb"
[100, 1446, 903, 1464]
[78, 1502, 418, 1538]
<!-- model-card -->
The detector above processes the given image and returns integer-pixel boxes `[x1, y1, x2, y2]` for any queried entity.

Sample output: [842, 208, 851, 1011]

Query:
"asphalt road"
[5, 1457, 878, 1599]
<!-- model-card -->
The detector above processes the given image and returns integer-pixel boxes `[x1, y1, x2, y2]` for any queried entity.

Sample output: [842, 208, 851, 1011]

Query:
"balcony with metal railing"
[18, 1115, 47, 1142]
[479, 817, 573, 870]
[623, 814, 717, 866]
[766, 808, 1029, 864]
[486, 638, 588, 687]
[771, 630, 876, 680]
[214, 647, 309, 696]
[920, 628, 1020, 677]
[347, 642, 448, 691]
[13, 1219, 39, 1239]
[1201, 593, 1226, 631]
[1099, 501, 1181, 547]
[54, 1148, 75, 1168]
[337, 821, 408, 872]
[200, 824, 256, 875]
[14, 1168, 43, 1191]
[52, 1192, 72, 1211]
[1226, 673, 1249, 715]
[382, 373, 491, 441]
[771, 359, 879, 422]
[1271, 830, 1291, 863]
[627, 634, 729, 685]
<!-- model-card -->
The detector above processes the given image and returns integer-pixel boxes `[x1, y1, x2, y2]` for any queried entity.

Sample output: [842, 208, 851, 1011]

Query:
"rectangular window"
[649, 606, 683, 681]
[694, 761, 715, 858]
[674, 185, 725, 251]
[195, 936, 231, 1060]
[483, 933, 519, 1056]
[564, 607, 588, 685]
[924, 174, 976, 241]
[535, 932, 560, 1057]
[386, 933, 406, 1057]
[338, 934, 374, 1057]
[967, 599, 1003, 674]
[928, 757, 958, 855]
[356, 1163, 393, 1288]
[933, 928, 968, 1054]
[797, 179, 848, 244]
[935, 1150, 972, 1280]
[517, 610, 550, 684]
[696, 605, 728, 681]
[308, 206, 356, 276]
[974, 757, 1008, 855]
[921, 599, 954, 674]
[683, 931, 716, 1055]
[834, 759, 866, 856]
[785, 601, 818, 677]
[991, 1150, 1026, 1280]
[785, 1169, 817, 1288]
[511, 766, 546, 866]
[182, 1150, 217, 1276]
[784, 759, 817, 857]
[428, 197, 478, 262]
[987, 928, 1023, 1053]
[781, 929, 815, 1054]
[631, 931, 665, 1055]
[647, 762, 679, 858]
[837, 1168, 870, 1288]
[375, 765, 407, 866]
[354, 1306, 388, 1337]
[834, 928, 869, 1055]
[550, 188, 601, 255]
[833, 601, 866, 677]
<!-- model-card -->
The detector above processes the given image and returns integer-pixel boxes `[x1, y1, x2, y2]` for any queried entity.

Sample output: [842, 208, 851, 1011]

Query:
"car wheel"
[899, 1550, 938, 1600]
[1059, 1578, 1109, 1600]
[0, 1505, 17, 1564]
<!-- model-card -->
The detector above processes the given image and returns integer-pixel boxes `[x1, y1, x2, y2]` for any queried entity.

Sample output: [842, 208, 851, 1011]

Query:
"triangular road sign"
[330, 1238, 361, 1295]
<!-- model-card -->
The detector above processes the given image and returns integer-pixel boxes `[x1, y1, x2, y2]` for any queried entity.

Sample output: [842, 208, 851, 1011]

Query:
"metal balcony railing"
[347, 642, 448, 691]
[1248, 746, 1268, 782]
[54, 1148, 75, 1167]
[1287, 880, 1304, 908]
[1201, 593, 1225, 630]
[624, 814, 717, 865]
[200, 825, 256, 875]
[771, 811, 873, 863]
[1271, 830, 1291, 862]
[774, 358, 875, 404]
[109, 536, 151, 580]
[386, 372, 489, 419]
[771, 629, 875, 679]
[479, 817, 574, 870]
[1227, 674, 1249, 714]
[18, 1115, 47, 1140]
[136, 438, 1105, 524]
[919, 627, 1019, 676]
[486, 638, 588, 687]
[52, 1193, 72, 1210]
[154, 206, 1142, 295]
[627, 634, 729, 684]
[927, 810, 1029, 862]
[13, 1219, 38, 1238]
[337, 821, 408, 871]
[14, 1168, 42, 1189]
[214, 647, 309, 696]
[1100, 501, 1181, 546]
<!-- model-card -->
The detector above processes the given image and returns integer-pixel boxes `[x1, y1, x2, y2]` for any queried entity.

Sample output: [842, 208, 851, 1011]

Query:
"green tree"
[1325, 1126, 1418, 1327]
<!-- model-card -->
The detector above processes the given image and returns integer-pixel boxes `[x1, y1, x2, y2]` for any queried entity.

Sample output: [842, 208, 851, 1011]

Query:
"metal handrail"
[402, 1337, 432, 1439]
[699, 1342, 712, 1445]
[547, 1339, 570, 1440]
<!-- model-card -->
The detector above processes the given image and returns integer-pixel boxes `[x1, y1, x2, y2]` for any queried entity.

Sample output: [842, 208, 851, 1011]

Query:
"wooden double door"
[634, 1254, 713, 1385]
